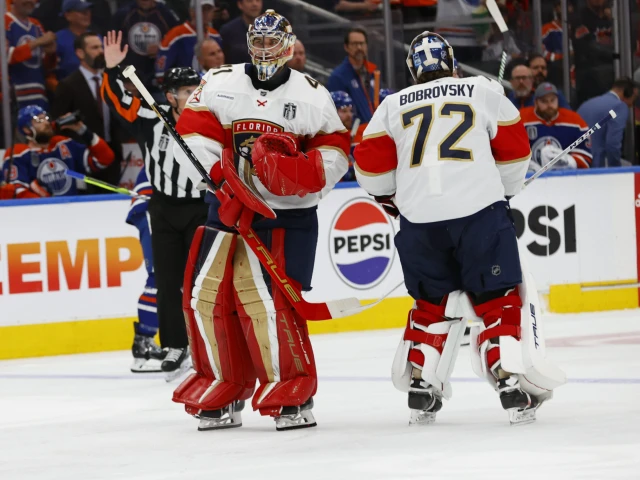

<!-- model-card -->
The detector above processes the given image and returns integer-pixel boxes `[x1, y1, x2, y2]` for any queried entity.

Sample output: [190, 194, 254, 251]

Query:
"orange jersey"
[520, 107, 592, 168]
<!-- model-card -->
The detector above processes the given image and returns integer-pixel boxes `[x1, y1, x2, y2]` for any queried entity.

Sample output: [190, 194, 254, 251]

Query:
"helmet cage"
[247, 10, 296, 81]
[406, 31, 455, 83]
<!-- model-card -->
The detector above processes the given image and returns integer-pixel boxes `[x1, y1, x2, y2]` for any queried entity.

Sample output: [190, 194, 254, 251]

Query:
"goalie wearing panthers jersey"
[171, 10, 350, 431]
[354, 32, 566, 426]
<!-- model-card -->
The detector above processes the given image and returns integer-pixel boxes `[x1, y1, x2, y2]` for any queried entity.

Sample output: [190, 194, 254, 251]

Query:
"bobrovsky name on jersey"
[399, 84, 475, 106]
[328, 198, 395, 290]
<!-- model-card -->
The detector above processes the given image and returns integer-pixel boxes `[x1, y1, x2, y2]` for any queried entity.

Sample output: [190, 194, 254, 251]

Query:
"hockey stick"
[122, 65, 367, 321]
[486, 0, 510, 84]
[523, 109, 617, 187]
[65, 170, 150, 199]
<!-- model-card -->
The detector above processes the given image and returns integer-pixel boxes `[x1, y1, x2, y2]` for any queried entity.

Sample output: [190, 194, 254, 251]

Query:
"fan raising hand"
[104, 30, 129, 69]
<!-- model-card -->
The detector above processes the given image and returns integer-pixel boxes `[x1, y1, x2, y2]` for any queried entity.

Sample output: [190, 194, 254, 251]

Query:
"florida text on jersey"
[174, 64, 350, 210]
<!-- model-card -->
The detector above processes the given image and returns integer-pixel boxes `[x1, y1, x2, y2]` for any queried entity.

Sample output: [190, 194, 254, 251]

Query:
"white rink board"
[0, 169, 638, 327]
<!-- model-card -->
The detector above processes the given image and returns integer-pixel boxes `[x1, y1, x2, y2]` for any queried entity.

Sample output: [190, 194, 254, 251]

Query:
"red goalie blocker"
[252, 133, 326, 197]
[210, 148, 277, 233]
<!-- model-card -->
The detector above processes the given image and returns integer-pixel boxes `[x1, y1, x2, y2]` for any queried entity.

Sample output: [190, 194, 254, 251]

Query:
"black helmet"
[163, 67, 200, 92]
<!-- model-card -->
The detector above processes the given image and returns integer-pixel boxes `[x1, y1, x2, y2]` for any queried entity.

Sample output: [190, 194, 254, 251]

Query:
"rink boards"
[1, 167, 639, 358]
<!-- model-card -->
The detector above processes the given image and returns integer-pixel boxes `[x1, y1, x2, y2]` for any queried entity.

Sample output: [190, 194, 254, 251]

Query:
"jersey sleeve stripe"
[354, 163, 395, 177]
[177, 108, 226, 145]
[101, 73, 141, 123]
[353, 133, 398, 175]
[362, 131, 389, 141]
[304, 131, 351, 159]
[490, 119, 532, 164]
[497, 116, 521, 127]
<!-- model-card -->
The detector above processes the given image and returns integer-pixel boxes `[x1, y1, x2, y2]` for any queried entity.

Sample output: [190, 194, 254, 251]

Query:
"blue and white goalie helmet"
[247, 9, 296, 81]
[406, 31, 455, 83]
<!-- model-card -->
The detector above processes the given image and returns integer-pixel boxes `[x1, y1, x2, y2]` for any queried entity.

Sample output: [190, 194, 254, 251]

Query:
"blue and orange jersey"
[155, 22, 222, 80]
[5, 13, 53, 109]
[541, 20, 569, 62]
[520, 107, 592, 169]
[126, 168, 153, 224]
[2, 135, 115, 197]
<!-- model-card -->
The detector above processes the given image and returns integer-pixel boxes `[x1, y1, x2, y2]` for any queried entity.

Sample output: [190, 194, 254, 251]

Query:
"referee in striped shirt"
[102, 31, 207, 380]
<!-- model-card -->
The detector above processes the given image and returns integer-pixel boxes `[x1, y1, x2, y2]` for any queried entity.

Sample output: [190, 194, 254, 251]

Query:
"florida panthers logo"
[232, 119, 284, 157]
[37, 158, 71, 196]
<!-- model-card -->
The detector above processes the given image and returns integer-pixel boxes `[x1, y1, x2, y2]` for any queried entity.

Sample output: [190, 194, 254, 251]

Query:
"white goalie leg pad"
[473, 251, 567, 399]
[391, 292, 467, 400]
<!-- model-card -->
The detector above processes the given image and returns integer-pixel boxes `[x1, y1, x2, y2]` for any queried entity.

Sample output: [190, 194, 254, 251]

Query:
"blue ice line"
[0, 373, 638, 384]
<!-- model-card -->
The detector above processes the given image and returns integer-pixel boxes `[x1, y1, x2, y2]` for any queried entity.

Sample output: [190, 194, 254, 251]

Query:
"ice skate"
[198, 400, 245, 431]
[498, 376, 541, 426]
[274, 398, 317, 431]
[408, 381, 443, 426]
[161, 347, 192, 382]
[130, 334, 167, 373]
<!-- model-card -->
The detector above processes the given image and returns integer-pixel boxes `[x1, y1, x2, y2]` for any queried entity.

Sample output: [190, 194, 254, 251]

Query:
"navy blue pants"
[395, 201, 522, 301]
[205, 193, 318, 291]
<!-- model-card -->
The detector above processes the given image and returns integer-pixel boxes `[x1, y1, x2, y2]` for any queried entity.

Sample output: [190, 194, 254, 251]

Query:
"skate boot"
[130, 334, 167, 373]
[274, 398, 317, 431]
[198, 400, 245, 431]
[408, 379, 443, 426]
[161, 347, 192, 382]
[498, 375, 541, 426]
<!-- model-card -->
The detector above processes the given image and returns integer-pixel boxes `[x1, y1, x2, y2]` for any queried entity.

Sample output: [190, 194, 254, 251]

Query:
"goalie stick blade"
[486, 0, 509, 33]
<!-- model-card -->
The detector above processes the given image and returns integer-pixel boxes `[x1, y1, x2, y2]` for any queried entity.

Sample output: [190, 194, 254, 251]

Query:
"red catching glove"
[210, 149, 276, 233]
[374, 194, 399, 219]
[252, 132, 326, 197]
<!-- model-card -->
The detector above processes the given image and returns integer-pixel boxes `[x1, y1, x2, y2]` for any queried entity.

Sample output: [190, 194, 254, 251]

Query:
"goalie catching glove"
[252, 132, 326, 197]
[210, 148, 276, 233]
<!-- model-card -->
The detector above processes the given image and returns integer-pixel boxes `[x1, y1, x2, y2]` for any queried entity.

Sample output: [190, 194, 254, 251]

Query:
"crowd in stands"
[1, 0, 639, 200]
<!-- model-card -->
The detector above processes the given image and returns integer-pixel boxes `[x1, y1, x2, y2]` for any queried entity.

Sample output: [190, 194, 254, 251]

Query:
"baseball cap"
[191, 0, 215, 8]
[534, 82, 558, 100]
[62, 0, 92, 13]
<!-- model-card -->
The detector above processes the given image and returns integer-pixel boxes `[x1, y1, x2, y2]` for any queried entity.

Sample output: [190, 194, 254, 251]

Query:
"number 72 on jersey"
[402, 102, 476, 167]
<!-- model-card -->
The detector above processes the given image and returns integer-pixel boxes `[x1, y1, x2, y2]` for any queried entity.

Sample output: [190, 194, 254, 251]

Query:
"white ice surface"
[1, 309, 639, 480]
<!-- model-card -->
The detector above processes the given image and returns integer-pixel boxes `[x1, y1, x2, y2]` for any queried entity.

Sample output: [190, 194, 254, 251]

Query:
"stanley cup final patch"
[283, 103, 297, 120]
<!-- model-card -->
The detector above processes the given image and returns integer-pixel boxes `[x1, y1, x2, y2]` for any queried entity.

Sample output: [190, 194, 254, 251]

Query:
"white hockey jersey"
[354, 76, 531, 223]
[173, 64, 350, 210]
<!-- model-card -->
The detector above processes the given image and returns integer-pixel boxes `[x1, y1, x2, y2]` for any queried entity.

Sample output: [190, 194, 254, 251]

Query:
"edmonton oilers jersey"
[3, 137, 108, 196]
[4, 13, 48, 108]
[520, 107, 592, 169]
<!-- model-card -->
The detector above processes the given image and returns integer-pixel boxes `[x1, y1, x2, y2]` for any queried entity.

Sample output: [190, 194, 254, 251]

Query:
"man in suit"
[52, 31, 123, 188]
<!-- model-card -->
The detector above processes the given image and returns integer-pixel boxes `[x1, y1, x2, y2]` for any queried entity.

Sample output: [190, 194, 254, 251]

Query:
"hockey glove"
[252, 132, 325, 197]
[210, 149, 276, 234]
[375, 194, 399, 218]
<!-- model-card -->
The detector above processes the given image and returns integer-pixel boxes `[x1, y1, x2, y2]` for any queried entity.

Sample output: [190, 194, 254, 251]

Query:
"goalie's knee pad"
[232, 237, 317, 415]
[173, 227, 256, 412]
[392, 291, 467, 399]
[468, 253, 566, 401]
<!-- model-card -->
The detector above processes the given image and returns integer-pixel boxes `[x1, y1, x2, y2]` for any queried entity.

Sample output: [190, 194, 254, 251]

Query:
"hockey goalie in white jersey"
[171, 10, 349, 431]
[354, 32, 566, 425]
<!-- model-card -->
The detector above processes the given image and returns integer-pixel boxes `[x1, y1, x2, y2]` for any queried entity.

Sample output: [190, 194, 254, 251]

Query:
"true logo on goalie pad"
[283, 103, 297, 120]
[232, 119, 284, 157]
[329, 197, 395, 289]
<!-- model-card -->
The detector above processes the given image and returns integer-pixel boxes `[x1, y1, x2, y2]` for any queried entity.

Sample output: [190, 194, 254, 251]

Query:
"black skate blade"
[276, 421, 317, 432]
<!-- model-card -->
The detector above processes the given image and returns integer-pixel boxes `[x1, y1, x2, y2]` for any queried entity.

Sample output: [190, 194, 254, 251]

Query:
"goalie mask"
[406, 31, 455, 83]
[247, 9, 296, 81]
